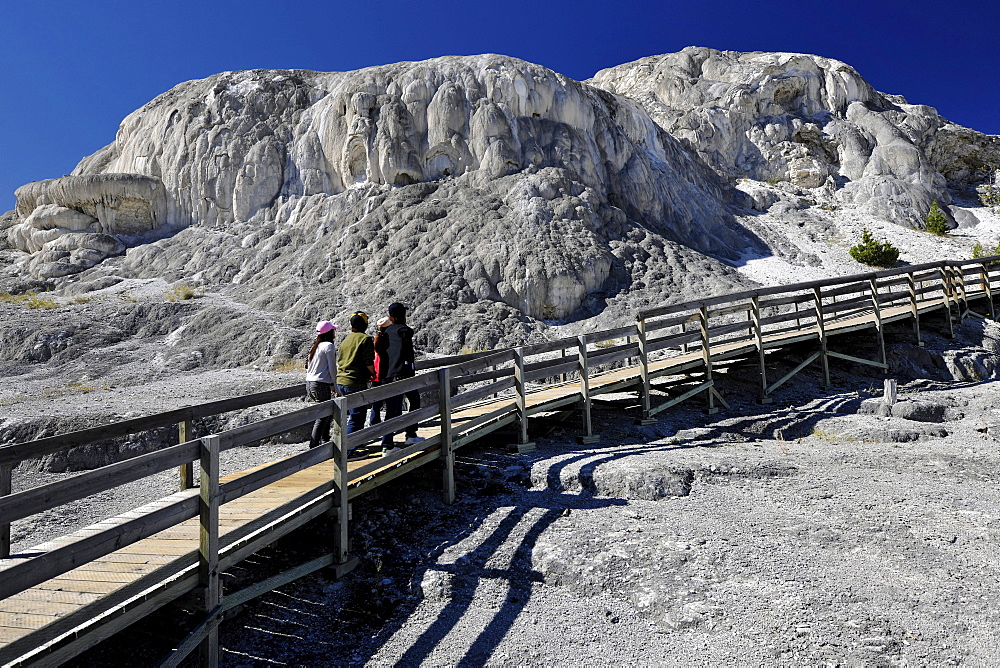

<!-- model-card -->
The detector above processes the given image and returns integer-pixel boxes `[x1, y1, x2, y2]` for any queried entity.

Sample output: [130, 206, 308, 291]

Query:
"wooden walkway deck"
[0, 258, 995, 666]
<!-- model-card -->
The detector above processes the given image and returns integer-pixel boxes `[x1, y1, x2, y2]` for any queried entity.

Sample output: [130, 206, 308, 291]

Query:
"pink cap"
[315, 320, 337, 334]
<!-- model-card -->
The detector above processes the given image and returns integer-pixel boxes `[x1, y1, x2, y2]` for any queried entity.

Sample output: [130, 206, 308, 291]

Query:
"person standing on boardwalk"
[337, 312, 375, 435]
[305, 320, 338, 448]
[377, 302, 424, 455]
[368, 316, 391, 427]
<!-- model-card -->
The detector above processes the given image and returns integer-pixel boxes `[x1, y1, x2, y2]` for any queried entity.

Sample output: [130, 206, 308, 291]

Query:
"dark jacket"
[376, 323, 415, 380]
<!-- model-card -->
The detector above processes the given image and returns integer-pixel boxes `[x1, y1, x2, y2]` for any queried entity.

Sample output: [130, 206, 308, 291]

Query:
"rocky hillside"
[1, 48, 999, 364]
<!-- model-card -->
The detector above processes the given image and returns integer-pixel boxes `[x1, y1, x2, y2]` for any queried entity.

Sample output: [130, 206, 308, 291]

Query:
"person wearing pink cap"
[305, 320, 338, 448]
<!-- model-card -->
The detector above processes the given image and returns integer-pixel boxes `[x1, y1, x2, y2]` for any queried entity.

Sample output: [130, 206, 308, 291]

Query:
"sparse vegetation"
[0, 290, 59, 309]
[42, 382, 99, 399]
[924, 201, 949, 236]
[972, 241, 1000, 266]
[458, 345, 489, 356]
[164, 284, 202, 302]
[849, 228, 900, 268]
[119, 291, 138, 303]
[0, 394, 27, 407]
[272, 358, 306, 372]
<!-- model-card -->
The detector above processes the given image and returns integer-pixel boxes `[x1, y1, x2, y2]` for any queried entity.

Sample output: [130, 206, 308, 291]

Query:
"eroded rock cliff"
[590, 47, 1000, 227]
[2, 49, 998, 358]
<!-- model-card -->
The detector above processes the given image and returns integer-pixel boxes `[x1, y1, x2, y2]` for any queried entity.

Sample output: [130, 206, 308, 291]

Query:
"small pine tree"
[849, 228, 900, 268]
[924, 201, 949, 236]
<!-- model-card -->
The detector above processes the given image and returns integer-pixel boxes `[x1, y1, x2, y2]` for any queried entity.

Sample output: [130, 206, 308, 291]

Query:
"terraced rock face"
[3, 54, 757, 326]
[1, 49, 998, 359]
[590, 47, 1000, 227]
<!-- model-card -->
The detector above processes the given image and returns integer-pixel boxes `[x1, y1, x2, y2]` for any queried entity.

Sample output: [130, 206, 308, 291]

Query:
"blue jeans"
[337, 384, 368, 435]
[380, 379, 421, 447]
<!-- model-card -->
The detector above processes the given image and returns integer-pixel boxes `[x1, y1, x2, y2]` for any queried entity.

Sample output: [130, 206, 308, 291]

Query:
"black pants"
[306, 381, 333, 448]
[380, 376, 420, 446]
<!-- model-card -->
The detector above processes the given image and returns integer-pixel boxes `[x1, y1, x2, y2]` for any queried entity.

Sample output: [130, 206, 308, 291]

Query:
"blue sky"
[2, 0, 997, 212]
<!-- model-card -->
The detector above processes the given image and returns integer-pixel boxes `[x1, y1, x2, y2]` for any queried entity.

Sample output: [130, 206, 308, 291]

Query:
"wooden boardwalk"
[0, 259, 995, 666]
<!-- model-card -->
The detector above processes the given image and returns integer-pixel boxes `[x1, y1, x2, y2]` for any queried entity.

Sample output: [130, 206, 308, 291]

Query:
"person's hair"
[350, 313, 368, 331]
[307, 330, 335, 363]
[389, 313, 407, 325]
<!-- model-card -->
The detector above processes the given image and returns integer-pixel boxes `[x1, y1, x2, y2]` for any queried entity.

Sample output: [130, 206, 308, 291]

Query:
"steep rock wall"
[11, 54, 757, 320]
[589, 47, 996, 227]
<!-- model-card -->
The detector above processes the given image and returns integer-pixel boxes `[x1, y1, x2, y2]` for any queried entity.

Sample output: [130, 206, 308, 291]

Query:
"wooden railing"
[0, 257, 997, 666]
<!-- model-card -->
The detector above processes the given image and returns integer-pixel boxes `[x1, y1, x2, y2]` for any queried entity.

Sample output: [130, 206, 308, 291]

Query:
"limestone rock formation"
[5, 54, 758, 327]
[3, 49, 999, 358]
[589, 47, 1000, 227]
[6, 174, 166, 279]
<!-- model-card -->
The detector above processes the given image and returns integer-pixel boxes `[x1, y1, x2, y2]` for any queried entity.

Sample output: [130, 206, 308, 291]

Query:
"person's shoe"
[403, 436, 426, 446]
[381, 447, 401, 458]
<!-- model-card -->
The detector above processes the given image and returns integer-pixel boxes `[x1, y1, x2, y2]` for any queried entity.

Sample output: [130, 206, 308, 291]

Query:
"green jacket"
[336, 332, 375, 387]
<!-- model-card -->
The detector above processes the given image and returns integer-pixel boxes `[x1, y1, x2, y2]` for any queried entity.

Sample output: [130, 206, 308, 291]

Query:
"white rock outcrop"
[8, 54, 755, 320]
[4, 49, 999, 336]
[589, 47, 999, 226]
[7, 174, 165, 279]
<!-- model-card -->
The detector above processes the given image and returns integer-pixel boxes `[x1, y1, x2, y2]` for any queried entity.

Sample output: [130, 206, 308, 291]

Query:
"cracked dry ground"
[67, 366, 1000, 667]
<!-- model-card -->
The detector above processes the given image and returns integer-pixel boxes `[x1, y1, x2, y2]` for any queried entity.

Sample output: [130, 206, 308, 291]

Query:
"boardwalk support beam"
[699, 306, 719, 414]
[0, 464, 9, 558]
[751, 296, 771, 404]
[942, 264, 955, 337]
[870, 277, 888, 368]
[982, 263, 996, 319]
[198, 434, 221, 668]
[577, 336, 600, 443]
[332, 398, 351, 562]
[178, 419, 194, 491]
[510, 348, 535, 453]
[813, 287, 831, 389]
[635, 316, 656, 425]
[439, 367, 455, 503]
[908, 272, 923, 346]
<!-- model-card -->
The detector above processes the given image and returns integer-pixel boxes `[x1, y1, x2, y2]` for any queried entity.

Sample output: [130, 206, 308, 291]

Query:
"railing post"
[870, 276, 887, 368]
[907, 271, 923, 346]
[698, 306, 718, 414]
[178, 419, 194, 491]
[982, 262, 996, 319]
[198, 434, 221, 668]
[0, 464, 10, 558]
[636, 316, 655, 425]
[332, 397, 350, 563]
[751, 296, 770, 404]
[813, 287, 831, 389]
[511, 347, 535, 453]
[560, 347, 568, 383]
[439, 368, 455, 504]
[941, 263, 955, 338]
[577, 336, 600, 443]
[955, 264, 968, 322]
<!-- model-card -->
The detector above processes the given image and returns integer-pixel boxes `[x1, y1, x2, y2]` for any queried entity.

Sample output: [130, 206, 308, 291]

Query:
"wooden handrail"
[0, 385, 304, 468]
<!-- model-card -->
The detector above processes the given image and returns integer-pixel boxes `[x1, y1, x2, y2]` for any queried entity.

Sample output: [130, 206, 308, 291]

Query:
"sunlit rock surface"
[589, 47, 1000, 226]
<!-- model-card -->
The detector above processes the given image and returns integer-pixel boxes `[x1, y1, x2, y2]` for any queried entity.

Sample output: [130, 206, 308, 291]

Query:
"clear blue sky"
[2, 0, 997, 213]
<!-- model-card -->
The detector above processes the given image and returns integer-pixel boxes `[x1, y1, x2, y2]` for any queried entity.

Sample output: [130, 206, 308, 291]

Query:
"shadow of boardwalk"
[391, 489, 597, 666]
